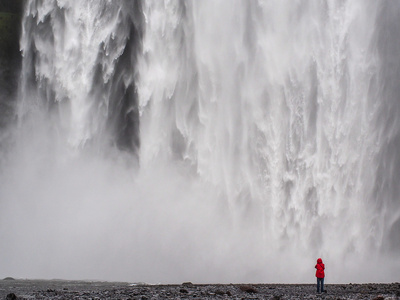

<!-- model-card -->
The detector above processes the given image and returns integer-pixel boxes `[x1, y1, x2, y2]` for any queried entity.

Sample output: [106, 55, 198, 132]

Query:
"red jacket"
[315, 258, 325, 278]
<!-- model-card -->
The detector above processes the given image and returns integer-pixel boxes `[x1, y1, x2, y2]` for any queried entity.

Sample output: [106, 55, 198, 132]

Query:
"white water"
[0, 0, 399, 283]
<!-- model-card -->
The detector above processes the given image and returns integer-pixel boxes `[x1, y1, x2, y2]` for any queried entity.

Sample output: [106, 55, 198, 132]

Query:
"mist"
[0, 0, 400, 284]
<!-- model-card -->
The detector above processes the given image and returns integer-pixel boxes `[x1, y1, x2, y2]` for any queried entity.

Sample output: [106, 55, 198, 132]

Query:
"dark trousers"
[317, 277, 324, 292]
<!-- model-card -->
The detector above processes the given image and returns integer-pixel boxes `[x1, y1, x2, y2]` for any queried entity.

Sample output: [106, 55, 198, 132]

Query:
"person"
[315, 258, 325, 293]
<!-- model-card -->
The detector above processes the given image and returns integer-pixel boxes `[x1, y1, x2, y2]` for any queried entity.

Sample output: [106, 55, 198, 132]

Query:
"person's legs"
[321, 277, 324, 292]
[317, 278, 320, 293]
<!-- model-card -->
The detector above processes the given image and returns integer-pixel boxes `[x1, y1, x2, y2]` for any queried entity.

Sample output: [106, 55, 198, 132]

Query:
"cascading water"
[0, 0, 399, 283]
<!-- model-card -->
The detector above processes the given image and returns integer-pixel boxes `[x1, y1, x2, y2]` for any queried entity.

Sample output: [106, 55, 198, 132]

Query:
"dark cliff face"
[0, 0, 23, 14]
[0, 0, 23, 129]
[0, 0, 23, 69]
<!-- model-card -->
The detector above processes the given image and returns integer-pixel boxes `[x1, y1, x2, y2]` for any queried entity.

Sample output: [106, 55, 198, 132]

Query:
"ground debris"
[0, 281, 399, 299]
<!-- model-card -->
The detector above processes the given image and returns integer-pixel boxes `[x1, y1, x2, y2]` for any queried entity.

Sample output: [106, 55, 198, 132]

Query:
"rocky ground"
[0, 279, 399, 299]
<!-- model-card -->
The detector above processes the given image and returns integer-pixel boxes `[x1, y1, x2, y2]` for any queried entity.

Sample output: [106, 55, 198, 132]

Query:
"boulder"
[6, 293, 17, 300]
[239, 284, 258, 293]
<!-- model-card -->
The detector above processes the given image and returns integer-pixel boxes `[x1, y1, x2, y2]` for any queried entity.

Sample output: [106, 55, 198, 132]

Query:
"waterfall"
[0, 0, 399, 283]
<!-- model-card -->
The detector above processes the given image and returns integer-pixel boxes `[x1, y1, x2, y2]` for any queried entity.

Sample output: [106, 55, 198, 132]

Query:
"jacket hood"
[317, 258, 323, 264]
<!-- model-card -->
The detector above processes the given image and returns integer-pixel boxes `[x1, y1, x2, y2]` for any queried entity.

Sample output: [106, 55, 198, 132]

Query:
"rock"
[0, 281, 398, 299]
[0, 11, 22, 60]
[3, 277, 15, 281]
[214, 289, 225, 295]
[182, 281, 193, 286]
[239, 285, 258, 293]
[6, 293, 17, 300]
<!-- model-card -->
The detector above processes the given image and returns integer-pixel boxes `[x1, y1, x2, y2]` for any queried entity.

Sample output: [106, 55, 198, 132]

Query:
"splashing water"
[0, 0, 399, 283]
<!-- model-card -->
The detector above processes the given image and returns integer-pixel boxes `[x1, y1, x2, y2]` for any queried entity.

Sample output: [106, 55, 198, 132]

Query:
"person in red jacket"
[315, 258, 325, 293]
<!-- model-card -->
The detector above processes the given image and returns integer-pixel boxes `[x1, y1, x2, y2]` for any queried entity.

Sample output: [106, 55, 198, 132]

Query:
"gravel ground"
[0, 279, 399, 299]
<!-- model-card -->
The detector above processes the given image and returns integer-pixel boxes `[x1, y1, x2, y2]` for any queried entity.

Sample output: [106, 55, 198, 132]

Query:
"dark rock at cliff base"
[3, 278, 14, 281]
